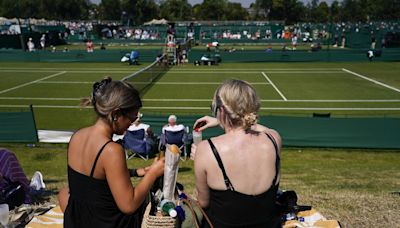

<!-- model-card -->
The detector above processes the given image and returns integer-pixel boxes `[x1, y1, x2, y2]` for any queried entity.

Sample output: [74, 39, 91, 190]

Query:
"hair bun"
[243, 112, 258, 128]
[92, 77, 112, 104]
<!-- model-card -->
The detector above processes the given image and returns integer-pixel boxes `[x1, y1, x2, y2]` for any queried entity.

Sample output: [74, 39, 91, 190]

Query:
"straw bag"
[141, 202, 176, 228]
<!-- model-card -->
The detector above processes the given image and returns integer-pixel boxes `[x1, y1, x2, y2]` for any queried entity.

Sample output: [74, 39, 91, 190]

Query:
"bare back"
[68, 126, 122, 180]
[200, 126, 281, 195]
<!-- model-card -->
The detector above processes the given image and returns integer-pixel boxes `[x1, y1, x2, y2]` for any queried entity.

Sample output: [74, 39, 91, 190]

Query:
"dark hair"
[81, 77, 142, 123]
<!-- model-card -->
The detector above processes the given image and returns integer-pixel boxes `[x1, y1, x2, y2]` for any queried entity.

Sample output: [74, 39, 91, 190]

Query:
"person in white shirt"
[27, 38, 35, 52]
[162, 115, 185, 134]
[40, 34, 46, 50]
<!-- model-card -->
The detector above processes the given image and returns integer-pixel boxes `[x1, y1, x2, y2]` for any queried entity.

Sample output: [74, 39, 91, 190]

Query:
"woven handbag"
[141, 202, 177, 228]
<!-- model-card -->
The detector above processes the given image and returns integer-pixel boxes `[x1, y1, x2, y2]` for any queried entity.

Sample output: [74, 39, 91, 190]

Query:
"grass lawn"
[1, 143, 398, 227]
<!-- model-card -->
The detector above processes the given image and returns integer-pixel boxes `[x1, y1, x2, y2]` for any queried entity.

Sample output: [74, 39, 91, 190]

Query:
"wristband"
[129, 168, 138, 177]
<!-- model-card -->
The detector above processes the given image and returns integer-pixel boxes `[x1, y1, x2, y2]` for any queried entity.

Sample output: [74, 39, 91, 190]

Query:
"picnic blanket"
[25, 206, 340, 228]
[283, 208, 341, 228]
[25, 206, 63, 228]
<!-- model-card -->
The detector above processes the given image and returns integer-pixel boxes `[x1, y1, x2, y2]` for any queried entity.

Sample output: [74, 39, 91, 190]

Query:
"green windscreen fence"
[0, 108, 38, 143]
[141, 115, 400, 149]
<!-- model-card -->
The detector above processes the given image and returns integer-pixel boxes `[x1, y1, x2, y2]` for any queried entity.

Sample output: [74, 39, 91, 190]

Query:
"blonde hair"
[213, 79, 260, 130]
[81, 77, 142, 124]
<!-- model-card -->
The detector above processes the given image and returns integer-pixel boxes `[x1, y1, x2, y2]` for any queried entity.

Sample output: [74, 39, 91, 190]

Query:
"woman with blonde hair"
[58, 77, 164, 227]
[192, 79, 282, 227]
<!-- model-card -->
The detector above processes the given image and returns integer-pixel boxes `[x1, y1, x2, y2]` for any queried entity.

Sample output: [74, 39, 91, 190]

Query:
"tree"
[330, 0, 340, 22]
[225, 2, 249, 20]
[121, 0, 159, 25]
[197, 0, 228, 20]
[254, 0, 273, 19]
[159, 0, 192, 21]
[99, 0, 121, 20]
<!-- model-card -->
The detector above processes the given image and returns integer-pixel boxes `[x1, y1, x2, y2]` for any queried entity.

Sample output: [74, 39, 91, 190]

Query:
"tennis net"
[121, 54, 169, 94]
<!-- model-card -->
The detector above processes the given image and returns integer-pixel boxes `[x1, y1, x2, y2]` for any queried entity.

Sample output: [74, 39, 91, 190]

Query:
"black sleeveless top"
[204, 134, 281, 228]
[64, 140, 142, 228]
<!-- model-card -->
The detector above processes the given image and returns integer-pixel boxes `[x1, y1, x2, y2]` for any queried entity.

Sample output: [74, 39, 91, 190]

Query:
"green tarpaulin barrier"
[141, 114, 400, 149]
[0, 108, 38, 143]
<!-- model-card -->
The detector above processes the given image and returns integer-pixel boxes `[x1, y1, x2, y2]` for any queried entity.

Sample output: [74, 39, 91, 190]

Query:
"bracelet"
[129, 168, 138, 177]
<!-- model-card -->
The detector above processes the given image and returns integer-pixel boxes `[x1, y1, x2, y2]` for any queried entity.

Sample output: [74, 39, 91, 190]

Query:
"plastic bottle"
[192, 128, 202, 145]
[160, 199, 177, 218]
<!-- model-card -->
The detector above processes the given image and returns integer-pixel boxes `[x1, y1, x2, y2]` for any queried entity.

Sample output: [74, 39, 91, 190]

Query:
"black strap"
[265, 133, 280, 186]
[90, 140, 113, 178]
[207, 139, 235, 191]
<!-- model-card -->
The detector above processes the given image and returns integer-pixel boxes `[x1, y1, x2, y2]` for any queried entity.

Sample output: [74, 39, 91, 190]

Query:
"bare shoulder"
[102, 141, 124, 159]
[255, 124, 282, 148]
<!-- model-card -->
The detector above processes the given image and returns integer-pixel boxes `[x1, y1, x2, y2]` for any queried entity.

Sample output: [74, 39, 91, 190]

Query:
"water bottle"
[192, 129, 202, 145]
[160, 199, 177, 217]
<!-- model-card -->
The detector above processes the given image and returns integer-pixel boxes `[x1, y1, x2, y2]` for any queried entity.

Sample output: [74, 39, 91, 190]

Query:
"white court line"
[0, 71, 66, 95]
[2, 97, 400, 102]
[0, 67, 342, 71]
[0, 70, 134, 74]
[37, 81, 270, 85]
[0, 70, 343, 74]
[261, 72, 287, 101]
[1, 104, 399, 111]
[342, 68, 400, 93]
[163, 71, 343, 74]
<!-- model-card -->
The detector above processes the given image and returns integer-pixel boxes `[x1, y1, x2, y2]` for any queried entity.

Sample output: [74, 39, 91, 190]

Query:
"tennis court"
[0, 61, 399, 130]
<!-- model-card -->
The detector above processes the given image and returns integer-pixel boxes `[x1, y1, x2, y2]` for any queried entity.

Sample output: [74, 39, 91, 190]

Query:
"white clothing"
[162, 124, 185, 134]
[127, 123, 150, 136]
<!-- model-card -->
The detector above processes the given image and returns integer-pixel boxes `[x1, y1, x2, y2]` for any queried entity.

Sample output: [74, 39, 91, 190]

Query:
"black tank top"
[64, 140, 143, 228]
[204, 134, 281, 228]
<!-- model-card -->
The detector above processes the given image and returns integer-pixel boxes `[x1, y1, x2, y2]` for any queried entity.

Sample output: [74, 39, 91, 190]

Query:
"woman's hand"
[193, 116, 219, 132]
[147, 157, 165, 178]
[136, 166, 151, 177]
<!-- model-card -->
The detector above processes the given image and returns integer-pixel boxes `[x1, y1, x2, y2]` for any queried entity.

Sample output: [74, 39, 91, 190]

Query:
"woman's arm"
[58, 187, 69, 213]
[104, 143, 164, 214]
[194, 141, 210, 208]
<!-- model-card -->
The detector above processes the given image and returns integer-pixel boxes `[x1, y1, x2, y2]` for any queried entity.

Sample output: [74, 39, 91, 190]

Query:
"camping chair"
[159, 129, 188, 160]
[123, 129, 150, 160]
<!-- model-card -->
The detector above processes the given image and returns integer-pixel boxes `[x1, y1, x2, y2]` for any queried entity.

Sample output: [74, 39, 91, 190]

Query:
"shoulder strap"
[90, 140, 113, 178]
[265, 133, 280, 186]
[207, 139, 235, 191]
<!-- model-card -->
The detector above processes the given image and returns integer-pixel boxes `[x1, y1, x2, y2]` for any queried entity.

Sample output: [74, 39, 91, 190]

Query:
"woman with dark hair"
[58, 78, 164, 228]
[192, 79, 282, 227]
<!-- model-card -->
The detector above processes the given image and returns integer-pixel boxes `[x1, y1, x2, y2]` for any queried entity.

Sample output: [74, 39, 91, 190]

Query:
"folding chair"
[160, 129, 188, 160]
[123, 129, 150, 160]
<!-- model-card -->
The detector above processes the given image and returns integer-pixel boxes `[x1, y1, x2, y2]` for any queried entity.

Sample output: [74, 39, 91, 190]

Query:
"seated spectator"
[126, 114, 155, 152]
[162, 115, 185, 134]
[0, 148, 45, 209]
[191, 79, 282, 227]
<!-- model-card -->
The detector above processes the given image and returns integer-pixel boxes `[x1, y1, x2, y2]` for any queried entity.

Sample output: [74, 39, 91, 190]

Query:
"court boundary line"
[37, 81, 271, 85]
[342, 68, 400, 93]
[1, 97, 400, 103]
[261, 72, 287, 101]
[0, 70, 345, 74]
[1, 104, 399, 111]
[0, 71, 67, 95]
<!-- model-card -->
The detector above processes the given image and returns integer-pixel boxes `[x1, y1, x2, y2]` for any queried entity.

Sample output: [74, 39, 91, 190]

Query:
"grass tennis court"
[0, 61, 400, 130]
[0, 61, 399, 227]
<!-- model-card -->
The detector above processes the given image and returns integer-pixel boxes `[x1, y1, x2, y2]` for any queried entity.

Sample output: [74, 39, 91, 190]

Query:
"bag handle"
[182, 195, 214, 228]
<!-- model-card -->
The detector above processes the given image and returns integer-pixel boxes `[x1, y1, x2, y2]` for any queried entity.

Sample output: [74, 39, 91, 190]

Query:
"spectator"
[27, 38, 35, 52]
[291, 34, 298, 50]
[126, 114, 155, 151]
[162, 115, 185, 134]
[40, 34, 46, 50]
[191, 79, 282, 227]
[371, 32, 376, 49]
[57, 77, 164, 227]
[86, 39, 93, 52]
[0, 148, 45, 209]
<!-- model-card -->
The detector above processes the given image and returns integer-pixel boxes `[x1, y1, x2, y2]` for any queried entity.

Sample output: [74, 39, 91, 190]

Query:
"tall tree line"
[0, 0, 399, 24]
